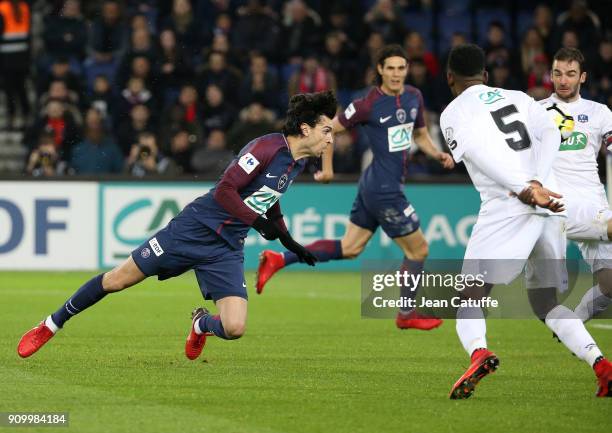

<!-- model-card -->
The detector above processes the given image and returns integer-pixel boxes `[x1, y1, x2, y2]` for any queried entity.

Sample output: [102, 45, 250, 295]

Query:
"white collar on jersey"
[550, 92, 581, 105]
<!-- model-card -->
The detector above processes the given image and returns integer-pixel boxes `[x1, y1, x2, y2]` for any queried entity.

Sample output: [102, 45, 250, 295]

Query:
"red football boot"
[594, 358, 612, 397]
[449, 348, 499, 399]
[396, 310, 443, 330]
[256, 250, 285, 294]
[185, 307, 211, 360]
[18, 321, 56, 358]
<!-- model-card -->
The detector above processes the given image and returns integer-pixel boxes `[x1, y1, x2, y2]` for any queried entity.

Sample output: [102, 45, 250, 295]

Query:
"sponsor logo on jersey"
[278, 173, 288, 189]
[238, 152, 259, 174]
[410, 107, 417, 120]
[603, 130, 612, 150]
[140, 247, 151, 258]
[387, 122, 413, 152]
[379, 115, 392, 123]
[478, 89, 505, 105]
[404, 205, 415, 217]
[344, 103, 356, 119]
[149, 237, 164, 256]
[444, 127, 457, 150]
[559, 131, 588, 151]
[396, 108, 407, 123]
[577, 114, 588, 123]
[265, 173, 277, 178]
[244, 185, 282, 214]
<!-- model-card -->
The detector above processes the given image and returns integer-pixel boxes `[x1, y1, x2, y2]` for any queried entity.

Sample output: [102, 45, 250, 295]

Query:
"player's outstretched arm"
[413, 127, 455, 169]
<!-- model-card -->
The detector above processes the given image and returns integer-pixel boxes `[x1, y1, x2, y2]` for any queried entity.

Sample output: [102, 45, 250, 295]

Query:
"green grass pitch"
[1, 271, 611, 433]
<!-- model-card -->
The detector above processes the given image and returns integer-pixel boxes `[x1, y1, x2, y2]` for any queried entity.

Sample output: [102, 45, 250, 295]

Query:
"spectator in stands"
[232, 0, 279, 59]
[38, 80, 82, 125]
[26, 132, 69, 177]
[156, 28, 193, 104]
[288, 56, 337, 96]
[326, 3, 362, 48]
[483, 21, 515, 70]
[556, 0, 601, 55]
[364, 0, 405, 43]
[532, 4, 555, 55]
[404, 31, 439, 77]
[357, 31, 384, 72]
[279, 0, 322, 63]
[201, 83, 237, 133]
[126, 131, 178, 176]
[561, 28, 580, 50]
[86, 75, 114, 121]
[525, 53, 553, 100]
[0, 0, 32, 130]
[71, 108, 123, 174]
[238, 52, 280, 110]
[159, 84, 204, 151]
[489, 58, 520, 91]
[36, 56, 83, 99]
[227, 101, 276, 154]
[520, 27, 546, 77]
[191, 129, 234, 176]
[589, 38, 611, 104]
[117, 76, 155, 126]
[196, 50, 242, 105]
[116, 23, 156, 85]
[43, 0, 88, 62]
[166, 128, 197, 173]
[160, 0, 203, 58]
[117, 103, 152, 155]
[320, 31, 357, 90]
[27, 99, 81, 161]
[89, 0, 128, 63]
[406, 58, 440, 112]
[204, 32, 243, 70]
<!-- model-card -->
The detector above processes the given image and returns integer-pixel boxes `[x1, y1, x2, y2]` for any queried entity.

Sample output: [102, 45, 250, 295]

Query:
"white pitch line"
[589, 323, 612, 330]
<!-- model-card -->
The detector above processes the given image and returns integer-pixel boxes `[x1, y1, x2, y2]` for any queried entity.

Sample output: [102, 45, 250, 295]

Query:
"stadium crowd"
[0, 0, 610, 177]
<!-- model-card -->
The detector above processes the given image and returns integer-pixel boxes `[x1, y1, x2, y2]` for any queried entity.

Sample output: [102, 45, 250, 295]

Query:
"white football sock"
[45, 315, 59, 334]
[456, 306, 487, 356]
[545, 305, 603, 366]
[194, 317, 204, 335]
[574, 285, 612, 322]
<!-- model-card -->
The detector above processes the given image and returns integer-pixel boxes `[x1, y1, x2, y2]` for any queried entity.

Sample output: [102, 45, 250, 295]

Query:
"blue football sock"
[284, 239, 342, 266]
[198, 314, 232, 340]
[399, 258, 424, 313]
[51, 273, 107, 328]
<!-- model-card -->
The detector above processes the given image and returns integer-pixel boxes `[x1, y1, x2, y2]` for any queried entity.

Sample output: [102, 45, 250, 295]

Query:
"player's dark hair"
[447, 43, 485, 77]
[282, 91, 337, 136]
[553, 47, 586, 73]
[374, 44, 409, 85]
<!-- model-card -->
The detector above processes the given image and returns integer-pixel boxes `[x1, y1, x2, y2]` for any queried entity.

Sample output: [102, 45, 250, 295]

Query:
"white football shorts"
[462, 214, 568, 290]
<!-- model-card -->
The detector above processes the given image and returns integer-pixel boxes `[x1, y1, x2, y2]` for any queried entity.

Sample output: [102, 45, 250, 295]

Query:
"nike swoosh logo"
[380, 115, 392, 123]
[242, 282, 247, 288]
[266, 173, 278, 178]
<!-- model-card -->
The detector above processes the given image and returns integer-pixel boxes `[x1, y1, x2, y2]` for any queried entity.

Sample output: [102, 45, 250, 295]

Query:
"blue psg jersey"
[175, 133, 306, 250]
[338, 85, 425, 192]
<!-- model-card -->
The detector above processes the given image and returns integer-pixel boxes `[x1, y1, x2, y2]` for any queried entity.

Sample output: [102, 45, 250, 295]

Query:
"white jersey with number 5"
[440, 84, 561, 220]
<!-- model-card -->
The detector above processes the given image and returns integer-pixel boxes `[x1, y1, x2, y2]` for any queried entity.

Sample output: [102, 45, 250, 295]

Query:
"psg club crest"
[278, 174, 288, 189]
[141, 247, 151, 258]
[410, 107, 417, 120]
[396, 108, 407, 123]
[577, 114, 588, 123]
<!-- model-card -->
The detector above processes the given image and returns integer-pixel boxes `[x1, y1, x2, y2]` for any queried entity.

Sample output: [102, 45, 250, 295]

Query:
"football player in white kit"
[542, 47, 612, 322]
[440, 44, 612, 399]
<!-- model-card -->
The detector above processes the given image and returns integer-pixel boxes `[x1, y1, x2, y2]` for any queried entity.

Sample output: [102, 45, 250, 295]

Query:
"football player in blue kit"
[257, 45, 455, 330]
[18, 91, 337, 360]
